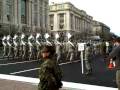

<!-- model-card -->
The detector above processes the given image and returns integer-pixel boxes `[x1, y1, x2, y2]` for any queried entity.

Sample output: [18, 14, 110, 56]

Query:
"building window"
[0, 1, 1, 20]
[34, 12, 38, 26]
[34, 4, 38, 11]
[34, 0, 37, 3]
[21, 0, 26, 24]
[39, 0, 43, 27]
[44, 2, 48, 29]
[59, 24, 64, 29]
[58, 5, 64, 9]
[49, 15, 54, 25]
[70, 14, 73, 29]
[0, 13, 1, 20]
[50, 26, 53, 30]
[6, 0, 12, 22]
[7, 15, 10, 21]
[34, 3, 38, 26]
[79, 19, 81, 30]
[49, 14, 54, 30]
[59, 13, 64, 30]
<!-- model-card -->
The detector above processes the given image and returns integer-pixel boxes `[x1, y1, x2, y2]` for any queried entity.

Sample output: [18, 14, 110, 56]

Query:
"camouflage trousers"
[116, 70, 120, 90]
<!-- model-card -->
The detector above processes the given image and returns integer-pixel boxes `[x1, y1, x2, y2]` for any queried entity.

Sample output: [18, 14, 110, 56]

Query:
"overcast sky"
[49, 0, 120, 36]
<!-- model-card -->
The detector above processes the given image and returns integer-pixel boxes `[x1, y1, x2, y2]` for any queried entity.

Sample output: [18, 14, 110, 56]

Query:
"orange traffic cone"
[108, 59, 114, 70]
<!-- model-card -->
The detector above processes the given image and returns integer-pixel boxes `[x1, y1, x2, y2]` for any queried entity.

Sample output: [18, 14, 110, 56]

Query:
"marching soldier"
[28, 33, 36, 60]
[54, 33, 62, 63]
[66, 40, 75, 62]
[65, 32, 75, 62]
[55, 40, 62, 63]
[2, 35, 8, 57]
[44, 33, 52, 46]
[20, 33, 28, 60]
[13, 33, 20, 58]
[84, 43, 93, 75]
[36, 33, 42, 60]
[6, 35, 13, 58]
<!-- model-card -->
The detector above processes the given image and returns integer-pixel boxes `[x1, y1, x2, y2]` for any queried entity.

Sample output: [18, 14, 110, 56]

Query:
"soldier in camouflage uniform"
[38, 45, 63, 90]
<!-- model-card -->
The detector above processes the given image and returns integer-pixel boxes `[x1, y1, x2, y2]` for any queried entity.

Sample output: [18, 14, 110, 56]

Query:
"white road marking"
[10, 68, 39, 74]
[0, 60, 38, 66]
[59, 60, 80, 65]
[10, 60, 80, 75]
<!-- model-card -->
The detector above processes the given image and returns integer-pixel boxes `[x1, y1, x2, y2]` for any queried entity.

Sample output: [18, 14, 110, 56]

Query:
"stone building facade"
[49, 2, 93, 41]
[0, 0, 49, 35]
[92, 20, 110, 40]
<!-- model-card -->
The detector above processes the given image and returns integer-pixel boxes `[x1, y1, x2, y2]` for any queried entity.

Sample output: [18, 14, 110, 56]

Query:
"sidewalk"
[0, 79, 81, 90]
[0, 79, 37, 90]
[0, 74, 117, 90]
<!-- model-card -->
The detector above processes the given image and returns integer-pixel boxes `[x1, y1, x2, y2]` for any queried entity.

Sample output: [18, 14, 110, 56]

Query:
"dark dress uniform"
[38, 59, 63, 90]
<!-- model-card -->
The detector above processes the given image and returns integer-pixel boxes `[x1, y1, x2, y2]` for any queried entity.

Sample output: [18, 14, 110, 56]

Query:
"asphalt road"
[0, 55, 117, 88]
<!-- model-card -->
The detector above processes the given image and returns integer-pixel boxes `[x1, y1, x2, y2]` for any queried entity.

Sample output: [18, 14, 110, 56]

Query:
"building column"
[66, 11, 70, 31]
[26, 0, 29, 26]
[0, 1, 3, 23]
[54, 13, 58, 31]
[13, 0, 18, 25]
[27, 0, 31, 28]
[73, 15, 75, 31]
[18, 0, 21, 25]
[37, 0, 40, 28]
[2, 0, 6, 23]
[42, 1, 45, 31]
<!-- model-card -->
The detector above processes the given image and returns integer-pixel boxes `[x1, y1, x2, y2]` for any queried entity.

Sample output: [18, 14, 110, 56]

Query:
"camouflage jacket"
[38, 59, 63, 90]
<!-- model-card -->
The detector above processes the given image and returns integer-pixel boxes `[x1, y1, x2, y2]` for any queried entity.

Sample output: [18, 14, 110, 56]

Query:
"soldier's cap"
[41, 45, 55, 55]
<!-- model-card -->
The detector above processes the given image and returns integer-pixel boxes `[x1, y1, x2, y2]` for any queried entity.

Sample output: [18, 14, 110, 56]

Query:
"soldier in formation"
[6, 34, 13, 58]
[54, 33, 62, 63]
[2, 35, 7, 57]
[66, 40, 75, 62]
[28, 33, 36, 60]
[36, 33, 42, 60]
[84, 43, 93, 75]
[20, 32, 28, 60]
[13, 33, 21, 58]
[1, 32, 98, 66]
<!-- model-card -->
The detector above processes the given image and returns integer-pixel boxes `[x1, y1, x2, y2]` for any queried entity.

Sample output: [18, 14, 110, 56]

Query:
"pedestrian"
[108, 37, 120, 90]
[38, 45, 63, 90]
